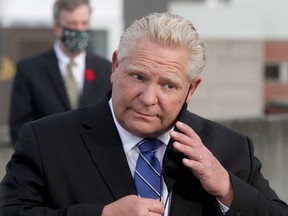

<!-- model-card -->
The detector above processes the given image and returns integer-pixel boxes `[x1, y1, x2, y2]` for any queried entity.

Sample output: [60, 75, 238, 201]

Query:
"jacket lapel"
[45, 49, 70, 110]
[80, 54, 92, 106]
[163, 110, 215, 216]
[169, 191, 203, 216]
[80, 97, 137, 200]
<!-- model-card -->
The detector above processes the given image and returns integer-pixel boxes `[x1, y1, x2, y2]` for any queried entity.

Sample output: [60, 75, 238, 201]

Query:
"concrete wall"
[188, 40, 264, 120]
[123, 0, 167, 28]
[221, 114, 288, 202]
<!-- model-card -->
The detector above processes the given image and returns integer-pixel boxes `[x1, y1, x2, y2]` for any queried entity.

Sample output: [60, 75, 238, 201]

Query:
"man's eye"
[165, 84, 176, 89]
[132, 74, 143, 80]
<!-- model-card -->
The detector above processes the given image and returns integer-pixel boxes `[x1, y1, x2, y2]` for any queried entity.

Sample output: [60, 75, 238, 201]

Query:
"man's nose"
[139, 85, 158, 105]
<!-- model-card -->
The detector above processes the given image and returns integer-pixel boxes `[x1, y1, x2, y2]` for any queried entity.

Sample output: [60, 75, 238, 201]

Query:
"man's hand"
[102, 195, 164, 216]
[170, 121, 233, 206]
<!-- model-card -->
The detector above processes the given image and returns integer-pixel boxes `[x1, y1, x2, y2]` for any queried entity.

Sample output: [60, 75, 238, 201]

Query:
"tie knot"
[138, 139, 162, 153]
[67, 60, 75, 71]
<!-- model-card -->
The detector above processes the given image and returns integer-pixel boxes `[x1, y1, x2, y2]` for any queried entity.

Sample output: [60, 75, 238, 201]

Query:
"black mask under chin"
[61, 27, 92, 53]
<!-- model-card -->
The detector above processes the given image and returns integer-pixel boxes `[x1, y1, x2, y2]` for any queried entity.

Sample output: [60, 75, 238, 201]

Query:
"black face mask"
[61, 27, 92, 53]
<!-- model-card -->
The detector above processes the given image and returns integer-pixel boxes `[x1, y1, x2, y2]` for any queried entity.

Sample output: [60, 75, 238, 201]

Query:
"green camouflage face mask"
[61, 28, 92, 53]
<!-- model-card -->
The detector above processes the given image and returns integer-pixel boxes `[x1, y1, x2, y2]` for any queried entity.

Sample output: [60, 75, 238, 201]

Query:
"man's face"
[111, 38, 201, 138]
[53, 4, 90, 36]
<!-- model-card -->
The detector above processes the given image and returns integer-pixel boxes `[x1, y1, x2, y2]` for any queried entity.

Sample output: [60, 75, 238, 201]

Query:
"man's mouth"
[134, 110, 157, 117]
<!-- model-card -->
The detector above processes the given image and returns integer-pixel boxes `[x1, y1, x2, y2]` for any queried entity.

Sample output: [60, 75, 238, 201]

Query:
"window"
[265, 64, 279, 80]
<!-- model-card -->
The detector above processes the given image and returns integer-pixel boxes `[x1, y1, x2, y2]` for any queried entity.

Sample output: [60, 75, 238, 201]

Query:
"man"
[9, 0, 112, 145]
[1, 12, 288, 216]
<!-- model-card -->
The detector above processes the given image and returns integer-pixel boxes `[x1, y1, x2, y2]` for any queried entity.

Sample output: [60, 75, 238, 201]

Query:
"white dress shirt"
[53, 41, 86, 95]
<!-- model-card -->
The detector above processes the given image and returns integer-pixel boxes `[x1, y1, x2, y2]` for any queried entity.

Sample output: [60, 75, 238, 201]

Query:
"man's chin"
[127, 123, 165, 138]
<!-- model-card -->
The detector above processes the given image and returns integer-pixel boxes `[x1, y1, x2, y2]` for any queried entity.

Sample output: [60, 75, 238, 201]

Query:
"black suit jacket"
[9, 48, 112, 144]
[1, 94, 288, 216]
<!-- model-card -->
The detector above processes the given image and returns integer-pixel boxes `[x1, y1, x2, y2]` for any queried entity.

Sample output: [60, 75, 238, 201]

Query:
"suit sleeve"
[9, 61, 36, 145]
[0, 123, 105, 216]
[226, 137, 288, 216]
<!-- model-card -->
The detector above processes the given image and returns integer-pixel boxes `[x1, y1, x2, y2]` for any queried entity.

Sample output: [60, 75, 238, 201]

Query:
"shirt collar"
[53, 41, 86, 66]
[108, 99, 170, 154]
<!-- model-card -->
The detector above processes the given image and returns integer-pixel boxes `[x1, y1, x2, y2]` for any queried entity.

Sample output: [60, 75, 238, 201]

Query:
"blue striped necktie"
[134, 139, 162, 199]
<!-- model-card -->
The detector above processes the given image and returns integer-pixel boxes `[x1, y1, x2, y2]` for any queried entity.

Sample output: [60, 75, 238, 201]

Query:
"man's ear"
[110, 51, 119, 82]
[186, 76, 201, 103]
[52, 23, 62, 38]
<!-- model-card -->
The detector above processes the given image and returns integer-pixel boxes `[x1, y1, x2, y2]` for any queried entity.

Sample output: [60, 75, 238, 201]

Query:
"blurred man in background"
[9, 0, 112, 145]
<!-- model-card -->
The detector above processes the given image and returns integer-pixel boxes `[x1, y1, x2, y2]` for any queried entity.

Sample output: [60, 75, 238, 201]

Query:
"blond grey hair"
[117, 12, 206, 80]
[53, 0, 92, 24]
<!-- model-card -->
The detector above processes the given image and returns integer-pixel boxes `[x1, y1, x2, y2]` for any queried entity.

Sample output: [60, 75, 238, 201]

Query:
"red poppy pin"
[85, 68, 96, 81]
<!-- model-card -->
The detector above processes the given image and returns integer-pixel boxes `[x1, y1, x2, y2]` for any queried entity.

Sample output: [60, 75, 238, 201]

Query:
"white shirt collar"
[108, 99, 170, 153]
[54, 41, 86, 66]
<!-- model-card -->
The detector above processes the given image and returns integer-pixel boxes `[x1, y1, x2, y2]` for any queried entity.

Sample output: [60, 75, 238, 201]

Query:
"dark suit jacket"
[9, 48, 112, 145]
[1, 94, 288, 216]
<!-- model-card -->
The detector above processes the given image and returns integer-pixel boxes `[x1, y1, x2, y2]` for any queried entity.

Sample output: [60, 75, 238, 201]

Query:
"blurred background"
[0, 0, 288, 202]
